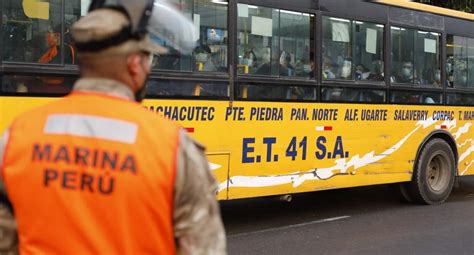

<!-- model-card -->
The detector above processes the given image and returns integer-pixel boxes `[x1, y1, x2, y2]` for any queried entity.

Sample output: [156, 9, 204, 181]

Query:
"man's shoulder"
[9, 97, 70, 128]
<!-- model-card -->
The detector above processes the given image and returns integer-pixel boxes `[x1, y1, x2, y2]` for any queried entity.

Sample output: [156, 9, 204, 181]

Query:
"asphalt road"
[222, 176, 474, 255]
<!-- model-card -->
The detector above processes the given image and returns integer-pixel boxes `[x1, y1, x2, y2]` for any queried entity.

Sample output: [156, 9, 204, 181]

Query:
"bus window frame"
[234, 1, 318, 82]
[388, 23, 444, 86]
[0, 0, 473, 104]
[389, 88, 444, 106]
[446, 91, 474, 106]
[320, 12, 387, 87]
[1, 0, 67, 66]
[0, 69, 78, 97]
[445, 34, 474, 93]
[236, 80, 318, 102]
[388, 22, 446, 105]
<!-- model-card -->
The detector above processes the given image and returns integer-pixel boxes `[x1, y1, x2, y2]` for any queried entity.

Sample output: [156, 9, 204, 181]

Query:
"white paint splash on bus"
[218, 118, 441, 192]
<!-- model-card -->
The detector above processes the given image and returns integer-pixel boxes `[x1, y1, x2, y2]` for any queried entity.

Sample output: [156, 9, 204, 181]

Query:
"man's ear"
[126, 54, 142, 77]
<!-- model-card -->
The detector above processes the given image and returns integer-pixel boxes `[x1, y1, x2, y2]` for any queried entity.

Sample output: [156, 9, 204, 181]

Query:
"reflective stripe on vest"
[2, 92, 179, 254]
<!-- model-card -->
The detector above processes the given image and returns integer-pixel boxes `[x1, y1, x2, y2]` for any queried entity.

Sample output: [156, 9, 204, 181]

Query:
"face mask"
[341, 66, 351, 78]
[195, 53, 208, 63]
[304, 65, 311, 73]
[340, 61, 352, 78]
[402, 67, 412, 78]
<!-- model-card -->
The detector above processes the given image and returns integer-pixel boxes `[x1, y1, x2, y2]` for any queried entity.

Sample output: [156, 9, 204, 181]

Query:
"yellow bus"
[1, 0, 473, 204]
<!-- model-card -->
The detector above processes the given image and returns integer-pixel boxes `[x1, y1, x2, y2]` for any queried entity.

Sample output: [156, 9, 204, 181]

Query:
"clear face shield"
[88, 0, 197, 55]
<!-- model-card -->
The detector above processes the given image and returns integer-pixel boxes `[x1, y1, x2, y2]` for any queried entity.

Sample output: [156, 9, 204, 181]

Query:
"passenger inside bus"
[355, 64, 370, 80]
[194, 45, 217, 72]
[307, 60, 316, 79]
[431, 69, 443, 87]
[367, 60, 385, 81]
[239, 50, 258, 74]
[279, 51, 295, 76]
[322, 57, 336, 79]
[38, 25, 75, 65]
[393, 61, 420, 84]
[292, 59, 313, 78]
[338, 58, 352, 79]
[255, 50, 295, 77]
[454, 60, 468, 87]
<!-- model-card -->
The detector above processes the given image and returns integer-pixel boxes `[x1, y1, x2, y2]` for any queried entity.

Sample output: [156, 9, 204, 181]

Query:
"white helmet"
[79, 0, 197, 55]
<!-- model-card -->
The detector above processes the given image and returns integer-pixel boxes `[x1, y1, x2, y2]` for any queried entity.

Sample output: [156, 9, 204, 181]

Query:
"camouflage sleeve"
[0, 129, 18, 254]
[173, 130, 227, 255]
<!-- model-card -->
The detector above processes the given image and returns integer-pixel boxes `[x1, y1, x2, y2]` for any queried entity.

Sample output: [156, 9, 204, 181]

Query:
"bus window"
[321, 87, 385, 103]
[391, 27, 416, 84]
[415, 31, 441, 86]
[237, 4, 314, 78]
[238, 84, 316, 101]
[279, 10, 313, 78]
[2, 0, 63, 64]
[468, 38, 474, 88]
[354, 21, 384, 82]
[446, 35, 468, 88]
[146, 79, 229, 98]
[322, 17, 352, 80]
[1, 75, 75, 95]
[390, 91, 442, 104]
[447, 93, 474, 106]
[152, 0, 228, 73]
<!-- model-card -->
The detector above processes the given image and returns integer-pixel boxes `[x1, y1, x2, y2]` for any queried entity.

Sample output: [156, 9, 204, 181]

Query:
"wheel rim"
[426, 152, 450, 193]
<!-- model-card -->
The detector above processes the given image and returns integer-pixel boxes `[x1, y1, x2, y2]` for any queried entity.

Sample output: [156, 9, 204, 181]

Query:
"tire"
[405, 138, 456, 205]
[395, 182, 414, 203]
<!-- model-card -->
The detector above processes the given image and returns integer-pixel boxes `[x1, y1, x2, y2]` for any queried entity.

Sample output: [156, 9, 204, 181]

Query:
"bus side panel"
[224, 103, 423, 200]
[3, 98, 473, 200]
[144, 100, 474, 200]
[456, 110, 474, 176]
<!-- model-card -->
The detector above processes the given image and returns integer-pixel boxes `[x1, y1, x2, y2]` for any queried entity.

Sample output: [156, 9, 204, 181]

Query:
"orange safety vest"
[1, 91, 180, 254]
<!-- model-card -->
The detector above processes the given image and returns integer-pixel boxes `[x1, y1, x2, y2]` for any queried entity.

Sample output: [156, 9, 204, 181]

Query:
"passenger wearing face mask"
[395, 62, 419, 84]
[279, 51, 294, 76]
[453, 60, 468, 87]
[240, 50, 257, 74]
[433, 69, 441, 86]
[338, 58, 352, 80]
[194, 45, 217, 72]
[432, 69, 448, 88]
[322, 57, 336, 79]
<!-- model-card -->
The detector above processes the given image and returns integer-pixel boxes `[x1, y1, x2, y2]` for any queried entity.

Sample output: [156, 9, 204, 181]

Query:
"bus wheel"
[409, 138, 456, 205]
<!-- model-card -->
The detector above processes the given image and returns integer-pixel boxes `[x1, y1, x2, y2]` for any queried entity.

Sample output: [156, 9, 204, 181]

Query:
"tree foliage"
[415, 0, 474, 13]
